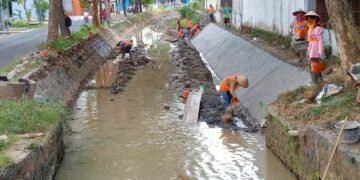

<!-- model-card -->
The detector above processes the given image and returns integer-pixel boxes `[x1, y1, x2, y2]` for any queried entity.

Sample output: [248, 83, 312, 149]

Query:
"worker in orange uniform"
[219, 75, 249, 108]
[178, 29, 185, 39]
[291, 8, 308, 41]
[189, 23, 200, 39]
[209, 4, 215, 22]
[176, 18, 182, 32]
[186, 18, 192, 35]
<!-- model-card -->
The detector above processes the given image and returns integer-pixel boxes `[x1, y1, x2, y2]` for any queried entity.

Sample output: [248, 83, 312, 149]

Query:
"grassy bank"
[45, 24, 97, 50]
[270, 85, 359, 126]
[10, 20, 47, 29]
[241, 26, 291, 49]
[0, 99, 67, 165]
[0, 99, 67, 134]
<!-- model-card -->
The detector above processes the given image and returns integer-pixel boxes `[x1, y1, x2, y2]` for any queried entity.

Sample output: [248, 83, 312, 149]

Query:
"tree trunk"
[23, 0, 30, 23]
[122, 0, 127, 16]
[93, 0, 100, 27]
[47, 0, 59, 41]
[139, 0, 142, 12]
[115, 0, 119, 14]
[58, 0, 70, 36]
[134, 0, 138, 14]
[325, 0, 360, 82]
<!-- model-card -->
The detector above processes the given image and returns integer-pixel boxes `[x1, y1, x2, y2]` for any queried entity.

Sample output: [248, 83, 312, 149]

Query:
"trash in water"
[316, 84, 343, 104]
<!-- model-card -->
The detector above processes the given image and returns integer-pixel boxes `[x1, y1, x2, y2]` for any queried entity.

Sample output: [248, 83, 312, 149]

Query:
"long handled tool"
[321, 118, 347, 180]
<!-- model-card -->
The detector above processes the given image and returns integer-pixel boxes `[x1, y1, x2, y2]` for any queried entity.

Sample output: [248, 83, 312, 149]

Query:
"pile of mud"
[170, 40, 258, 132]
[110, 45, 151, 94]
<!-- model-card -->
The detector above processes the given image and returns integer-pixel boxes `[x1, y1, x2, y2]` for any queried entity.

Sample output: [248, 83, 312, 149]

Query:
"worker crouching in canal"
[117, 39, 133, 59]
[219, 75, 249, 108]
[305, 11, 326, 84]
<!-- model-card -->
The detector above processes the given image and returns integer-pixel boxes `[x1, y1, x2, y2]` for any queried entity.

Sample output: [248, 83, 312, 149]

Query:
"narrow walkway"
[191, 23, 310, 120]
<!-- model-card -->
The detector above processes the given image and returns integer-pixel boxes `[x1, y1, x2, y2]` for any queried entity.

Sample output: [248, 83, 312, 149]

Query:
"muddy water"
[56, 27, 295, 180]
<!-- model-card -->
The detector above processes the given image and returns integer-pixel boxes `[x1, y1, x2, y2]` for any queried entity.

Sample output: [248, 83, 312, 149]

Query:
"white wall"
[239, 0, 307, 36]
[11, 0, 50, 20]
[230, 0, 338, 56]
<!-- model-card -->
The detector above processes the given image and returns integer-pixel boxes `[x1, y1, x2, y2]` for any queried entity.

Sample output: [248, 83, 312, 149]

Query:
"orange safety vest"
[178, 30, 184, 37]
[209, 7, 214, 14]
[220, 76, 239, 92]
[192, 24, 199, 32]
[294, 20, 307, 40]
[186, 19, 192, 28]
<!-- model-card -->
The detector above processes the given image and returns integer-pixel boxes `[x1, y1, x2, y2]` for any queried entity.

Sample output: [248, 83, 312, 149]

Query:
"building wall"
[230, 0, 338, 56]
[71, 0, 83, 15]
[11, 0, 49, 20]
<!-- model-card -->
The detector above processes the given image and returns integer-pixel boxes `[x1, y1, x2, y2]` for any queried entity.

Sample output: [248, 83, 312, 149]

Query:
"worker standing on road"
[291, 8, 308, 41]
[209, 4, 215, 23]
[219, 75, 249, 108]
[186, 18, 192, 35]
[223, 3, 231, 29]
[305, 11, 325, 84]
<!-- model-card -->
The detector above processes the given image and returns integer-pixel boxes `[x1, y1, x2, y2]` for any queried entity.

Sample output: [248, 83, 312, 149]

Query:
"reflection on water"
[55, 27, 295, 180]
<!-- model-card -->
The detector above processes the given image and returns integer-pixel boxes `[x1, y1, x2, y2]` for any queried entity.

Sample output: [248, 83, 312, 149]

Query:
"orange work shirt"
[209, 7, 214, 14]
[220, 76, 239, 92]
[186, 19, 192, 28]
[294, 20, 307, 40]
[192, 24, 199, 32]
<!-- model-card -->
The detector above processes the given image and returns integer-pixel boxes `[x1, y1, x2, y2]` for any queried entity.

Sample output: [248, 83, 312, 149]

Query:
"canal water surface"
[55, 27, 295, 180]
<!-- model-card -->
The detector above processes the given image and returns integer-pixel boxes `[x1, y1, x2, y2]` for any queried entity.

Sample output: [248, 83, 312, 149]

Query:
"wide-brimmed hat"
[304, 11, 320, 18]
[236, 75, 249, 88]
[292, 8, 306, 16]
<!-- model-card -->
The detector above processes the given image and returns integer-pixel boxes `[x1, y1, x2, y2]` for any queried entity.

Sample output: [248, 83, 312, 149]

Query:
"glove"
[231, 97, 240, 104]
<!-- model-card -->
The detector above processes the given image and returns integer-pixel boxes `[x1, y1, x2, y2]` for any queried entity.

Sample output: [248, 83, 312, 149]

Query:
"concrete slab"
[192, 23, 310, 120]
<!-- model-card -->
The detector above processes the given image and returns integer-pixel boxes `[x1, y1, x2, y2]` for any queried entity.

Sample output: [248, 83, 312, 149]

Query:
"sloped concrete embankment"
[191, 24, 359, 179]
[191, 23, 310, 122]
[26, 29, 119, 104]
[0, 28, 120, 180]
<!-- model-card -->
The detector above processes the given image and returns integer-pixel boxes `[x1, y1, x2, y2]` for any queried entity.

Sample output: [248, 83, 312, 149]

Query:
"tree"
[93, 0, 100, 27]
[122, 0, 126, 16]
[17, 0, 31, 23]
[142, 0, 153, 8]
[58, 0, 70, 36]
[324, 0, 360, 83]
[47, 0, 58, 41]
[33, 0, 49, 22]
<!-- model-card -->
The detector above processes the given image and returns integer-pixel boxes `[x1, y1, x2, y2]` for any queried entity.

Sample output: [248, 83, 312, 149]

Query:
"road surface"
[0, 19, 86, 68]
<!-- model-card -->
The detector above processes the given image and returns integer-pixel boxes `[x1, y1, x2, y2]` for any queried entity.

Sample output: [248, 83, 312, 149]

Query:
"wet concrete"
[55, 26, 295, 180]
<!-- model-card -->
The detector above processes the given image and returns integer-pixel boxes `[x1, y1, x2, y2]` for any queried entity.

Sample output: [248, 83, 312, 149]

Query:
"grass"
[241, 26, 292, 49]
[0, 98, 67, 134]
[47, 24, 96, 50]
[10, 20, 46, 29]
[297, 88, 359, 121]
[271, 84, 359, 125]
[0, 152, 12, 166]
[0, 58, 22, 76]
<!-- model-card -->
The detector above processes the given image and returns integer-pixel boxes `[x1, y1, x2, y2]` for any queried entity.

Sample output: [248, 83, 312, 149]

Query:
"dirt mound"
[110, 46, 151, 94]
[171, 40, 258, 132]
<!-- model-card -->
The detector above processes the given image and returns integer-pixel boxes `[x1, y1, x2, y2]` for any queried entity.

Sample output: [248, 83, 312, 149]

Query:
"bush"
[11, 20, 28, 28]
[49, 24, 95, 50]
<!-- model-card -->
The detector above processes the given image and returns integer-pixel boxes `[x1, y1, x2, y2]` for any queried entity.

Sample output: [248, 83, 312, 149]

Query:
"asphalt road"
[0, 19, 85, 68]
